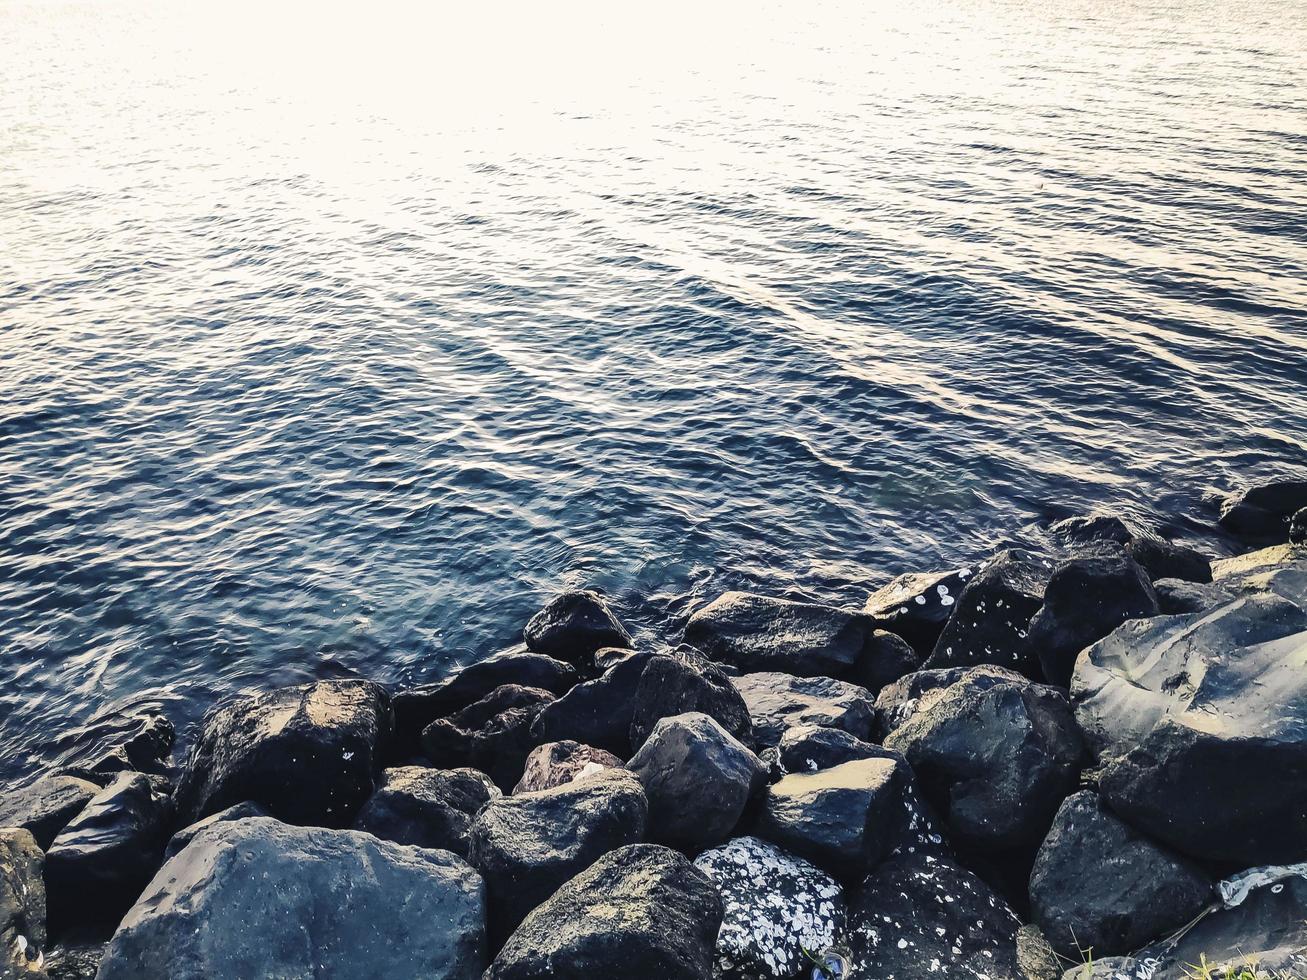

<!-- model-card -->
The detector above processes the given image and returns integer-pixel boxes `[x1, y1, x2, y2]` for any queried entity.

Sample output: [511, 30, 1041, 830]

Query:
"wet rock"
[1016, 924, 1062, 980]
[845, 629, 920, 699]
[392, 649, 577, 755]
[874, 665, 981, 738]
[1073, 590, 1307, 865]
[486, 843, 722, 980]
[47, 708, 175, 783]
[593, 646, 639, 671]
[420, 684, 554, 791]
[730, 672, 876, 750]
[1050, 513, 1134, 547]
[0, 774, 99, 850]
[884, 667, 1083, 849]
[1219, 478, 1307, 541]
[1026, 553, 1160, 687]
[96, 817, 486, 980]
[1125, 536, 1212, 583]
[1, 828, 46, 979]
[43, 941, 103, 980]
[627, 712, 765, 851]
[524, 590, 631, 667]
[1029, 791, 1212, 959]
[512, 741, 622, 794]
[684, 592, 874, 676]
[846, 852, 1022, 978]
[529, 650, 655, 757]
[755, 756, 908, 881]
[173, 679, 392, 828]
[468, 768, 647, 939]
[164, 801, 270, 859]
[925, 549, 1050, 677]
[1152, 576, 1233, 614]
[628, 645, 753, 752]
[1293, 507, 1307, 544]
[353, 766, 499, 857]
[45, 772, 173, 928]
[864, 568, 972, 657]
[694, 836, 845, 980]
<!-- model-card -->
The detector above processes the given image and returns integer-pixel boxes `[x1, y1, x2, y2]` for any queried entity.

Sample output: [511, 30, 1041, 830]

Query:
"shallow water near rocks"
[2, 0, 1306, 782]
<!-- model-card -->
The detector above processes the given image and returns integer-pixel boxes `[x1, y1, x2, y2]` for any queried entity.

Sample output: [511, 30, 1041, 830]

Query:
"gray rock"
[730, 672, 876, 750]
[173, 679, 393, 828]
[1, 828, 46, 979]
[486, 843, 722, 980]
[845, 629, 921, 699]
[420, 684, 554, 792]
[846, 852, 1022, 978]
[1072, 590, 1307, 864]
[684, 592, 874, 676]
[755, 756, 908, 881]
[872, 665, 1001, 739]
[165, 801, 271, 859]
[885, 667, 1083, 849]
[96, 816, 486, 979]
[353, 767, 499, 857]
[1016, 924, 1063, 980]
[627, 712, 766, 851]
[694, 836, 845, 980]
[530, 650, 656, 757]
[1029, 791, 1211, 959]
[1152, 576, 1233, 614]
[864, 568, 972, 657]
[524, 590, 631, 666]
[468, 768, 647, 940]
[43, 941, 103, 980]
[0, 774, 99, 850]
[628, 644, 754, 751]
[512, 741, 622, 794]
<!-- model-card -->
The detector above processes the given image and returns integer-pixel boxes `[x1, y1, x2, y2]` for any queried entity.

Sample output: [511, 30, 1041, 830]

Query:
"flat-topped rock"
[730, 672, 876, 749]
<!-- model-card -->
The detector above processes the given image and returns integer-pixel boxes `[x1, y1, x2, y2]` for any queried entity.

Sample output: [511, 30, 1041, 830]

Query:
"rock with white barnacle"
[694, 836, 846, 980]
[864, 568, 971, 657]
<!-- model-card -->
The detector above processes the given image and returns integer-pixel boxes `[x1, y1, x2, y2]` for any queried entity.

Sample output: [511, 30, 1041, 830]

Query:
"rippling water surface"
[3, 0, 1306, 781]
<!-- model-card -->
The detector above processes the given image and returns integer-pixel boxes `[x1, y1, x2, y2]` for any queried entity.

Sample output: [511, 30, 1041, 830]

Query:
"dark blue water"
[3, 0, 1306, 783]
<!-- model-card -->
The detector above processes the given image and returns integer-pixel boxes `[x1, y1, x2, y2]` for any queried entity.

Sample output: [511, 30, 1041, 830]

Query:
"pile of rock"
[2, 479, 1306, 979]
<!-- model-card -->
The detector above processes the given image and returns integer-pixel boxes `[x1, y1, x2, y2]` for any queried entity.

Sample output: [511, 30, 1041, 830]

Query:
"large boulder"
[1219, 478, 1307, 542]
[628, 645, 753, 750]
[420, 684, 554, 791]
[486, 843, 722, 980]
[925, 549, 1050, 677]
[353, 766, 499, 857]
[730, 672, 876, 749]
[846, 852, 1022, 978]
[468, 769, 647, 939]
[392, 649, 577, 754]
[627, 712, 765, 851]
[844, 629, 920, 699]
[44, 772, 173, 927]
[96, 817, 486, 979]
[1026, 553, 1160, 686]
[524, 590, 632, 666]
[683, 592, 874, 676]
[529, 650, 655, 757]
[694, 836, 845, 980]
[1, 829, 46, 978]
[173, 679, 393, 828]
[873, 665, 986, 738]
[512, 741, 623, 794]
[164, 801, 270, 859]
[864, 568, 972, 657]
[1029, 791, 1212, 959]
[755, 756, 909, 881]
[884, 667, 1083, 849]
[1072, 590, 1307, 865]
[0, 773, 99, 850]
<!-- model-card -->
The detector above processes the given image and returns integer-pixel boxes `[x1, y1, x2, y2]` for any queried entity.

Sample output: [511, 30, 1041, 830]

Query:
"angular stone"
[1152, 577, 1233, 614]
[1125, 536, 1212, 584]
[628, 644, 753, 751]
[524, 590, 631, 666]
[173, 679, 392, 828]
[684, 592, 874, 676]
[730, 671, 876, 750]
[165, 801, 270, 859]
[865, 568, 972, 657]
[694, 836, 845, 980]
[420, 685, 553, 792]
[845, 629, 920, 699]
[627, 712, 765, 851]
[0, 774, 99, 850]
[486, 844, 722, 980]
[529, 650, 655, 757]
[468, 769, 647, 939]
[353, 767, 499, 858]
[96, 817, 486, 980]
[1, 828, 46, 979]
[512, 741, 622, 794]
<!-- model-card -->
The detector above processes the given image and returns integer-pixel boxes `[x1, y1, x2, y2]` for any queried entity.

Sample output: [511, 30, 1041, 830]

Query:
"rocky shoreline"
[3, 479, 1307, 979]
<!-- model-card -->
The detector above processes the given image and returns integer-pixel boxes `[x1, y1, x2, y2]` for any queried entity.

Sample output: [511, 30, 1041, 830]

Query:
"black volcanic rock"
[1026, 553, 1160, 687]
[173, 679, 392, 828]
[513, 740, 623, 794]
[730, 671, 876, 749]
[628, 644, 753, 751]
[683, 592, 874, 676]
[468, 769, 647, 940]
[529, 650, 656, 757]
[1029, 791, 1211, 959]
[0, 773, 99, 850]
[420, 684, 554, 792]
[486, 844, 722, 980]
[353, 766, 499, 858]
[864, 568, 972, 657]
[1219, 479, 1307, 542]
[524, 590, 631, 667]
